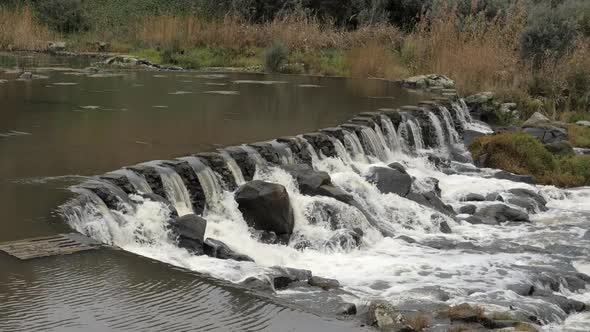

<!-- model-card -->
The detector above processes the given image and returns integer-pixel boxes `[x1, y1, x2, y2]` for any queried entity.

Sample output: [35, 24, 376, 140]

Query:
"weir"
[59, 96, 590, 329]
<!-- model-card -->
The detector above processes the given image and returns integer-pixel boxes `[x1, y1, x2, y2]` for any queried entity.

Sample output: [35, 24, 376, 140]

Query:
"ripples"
[0, 251, 362, 332]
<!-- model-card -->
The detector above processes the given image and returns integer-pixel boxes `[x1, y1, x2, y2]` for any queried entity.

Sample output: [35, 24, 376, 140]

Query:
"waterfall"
[271, 140, 296, 165]
[220, 151, 246, 186]
[380, 115, 402, 152]
[343, 130, 368, 163]
[329, 136, 352, 163]
[427, 111, 446, 148]
[111, 169, 153, 194]
[438, 106, 460, 144]
[405, 118, 425, 151]
[150, 164, 194, 216]
[360, 127, 388, 162]
[180, 156, 224, 209]
[241, 145, 266, 168]
[458, 99, 473, 122]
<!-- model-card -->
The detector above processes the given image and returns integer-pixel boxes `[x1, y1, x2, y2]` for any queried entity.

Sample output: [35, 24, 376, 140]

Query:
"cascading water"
[145, 163, 194, 216]
[426, 111, 447, 148]
[110, 169, 153, 194]
[220, 151, 246, 186]
[62, 97, 590, 330]
[438, 106, 461, 144]
[271, 140, 296, 165]
[380, 115, 402, 152]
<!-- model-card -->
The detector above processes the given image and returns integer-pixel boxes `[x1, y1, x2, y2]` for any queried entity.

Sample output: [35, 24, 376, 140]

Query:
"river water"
[1, 53, 589, 331]
[0, 53, 422, 331]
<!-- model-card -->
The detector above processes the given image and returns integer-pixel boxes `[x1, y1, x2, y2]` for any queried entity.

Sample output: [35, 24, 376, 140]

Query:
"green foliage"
[32, 0, 88, 33]
[290, 49, 347, 76]
[568, 125, 590, 148]
[469, 132, 590, 187]
[263, 43, 287, 73]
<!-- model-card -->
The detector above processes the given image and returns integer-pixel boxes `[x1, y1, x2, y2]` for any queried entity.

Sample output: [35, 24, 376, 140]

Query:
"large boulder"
[522, 112, 568, 144]
[203, 238, 254, 262]
[504, 188, 548, 213]
[474, 204, 529, 224]
[281, 164, 331, 196]
[169, 214, 207, 254]
[235, 181, 294, 243]
[365, 166, 413, 197]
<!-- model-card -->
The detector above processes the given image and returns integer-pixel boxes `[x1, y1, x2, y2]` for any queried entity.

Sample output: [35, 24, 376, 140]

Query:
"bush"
[32, 0, 89, 33]
[263, 43, 287, 72]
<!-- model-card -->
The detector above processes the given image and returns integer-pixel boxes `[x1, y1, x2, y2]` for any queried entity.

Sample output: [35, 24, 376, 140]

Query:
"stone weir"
[64, 94, 486, 257]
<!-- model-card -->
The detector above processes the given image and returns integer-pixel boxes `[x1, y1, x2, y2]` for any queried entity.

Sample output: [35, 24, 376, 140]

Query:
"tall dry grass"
[403, 2, 527, 94]
[0, 6, 56, 51]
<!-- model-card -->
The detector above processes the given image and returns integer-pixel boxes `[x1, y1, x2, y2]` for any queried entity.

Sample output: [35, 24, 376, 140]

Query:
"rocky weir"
[61, 94, 590, 331]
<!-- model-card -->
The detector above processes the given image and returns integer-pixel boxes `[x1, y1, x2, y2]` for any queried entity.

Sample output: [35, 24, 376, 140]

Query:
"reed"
[0, 6, 56, 51]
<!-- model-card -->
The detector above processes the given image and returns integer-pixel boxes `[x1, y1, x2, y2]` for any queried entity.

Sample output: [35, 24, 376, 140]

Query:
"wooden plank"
[0, 233, 101, 260]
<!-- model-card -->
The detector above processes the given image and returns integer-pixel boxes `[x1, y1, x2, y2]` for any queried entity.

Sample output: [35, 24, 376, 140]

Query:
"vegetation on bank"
[469, 132, 590, 187]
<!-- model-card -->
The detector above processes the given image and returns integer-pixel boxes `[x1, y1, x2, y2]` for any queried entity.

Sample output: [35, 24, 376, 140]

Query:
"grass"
[568, 125, 590, 148]
[0, 6, 56, 51]
[469, 132, 590, 187]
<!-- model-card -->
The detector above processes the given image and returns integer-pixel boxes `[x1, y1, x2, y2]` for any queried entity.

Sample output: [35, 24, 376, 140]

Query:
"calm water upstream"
[0, 53, 420, 331]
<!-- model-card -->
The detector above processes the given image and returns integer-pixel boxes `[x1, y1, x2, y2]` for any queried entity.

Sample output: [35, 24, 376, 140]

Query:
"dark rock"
[461, 193, 485, 202]
[235, 181, 294, 243]
[337, 303, 357, 315]
[367, 300, 406, 330]
[223, 146, 257, 181]
[459, 205, 477, 215]
[196, 152, 237, 190]
[451, 149, 472, 163]
[584, 231, 590, 240]
[169, 214, 207, 254]
[508, 188, 547, 207]
[366, 166, 413, 197]
[532, 291, 586, 314]
[545, 141, 575, 156]
[308, 276, 340, 290]
[463, 129, 488, 146]
[240, 276, 274, 292]
[303, 132, 337, 158]
[427, 155, 451, 170]
[388, 162, 408, 174]
[523, 127, 568, 144]
[129, 165, 167, 200]
[203, 238, 254, 262]
[439, 220, 452, 234]
[396, 235, 416, 243]
[491, 170, 535, 184]
[507, 283, 535, 296]
[248, 142, 282, 165]
[162, 160, 207, 215]
[406, 191, 456, 216]
[474, 204, 529, 224]
[252, 230, 279, 244]
[277, 137, 313, 165]
[270, 266, 312, 290]
[315, 185, 355, 204]
[281, 164, 331, 196]
[457, 215, 494, 225]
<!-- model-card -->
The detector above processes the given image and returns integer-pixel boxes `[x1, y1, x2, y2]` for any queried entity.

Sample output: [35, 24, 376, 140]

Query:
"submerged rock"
[474, 204, 529, 224]
[491, 170, 535, 184]
[308, 276, 340, 290]
[366, 166, 413, 197]
[270, 266, 312, 290]
[169, 214, 207, 254]
[203, 238, 254, 262]
[235, 181, 294, 243]
[461, 193, 486, 202]
[406, 191, 455, 217]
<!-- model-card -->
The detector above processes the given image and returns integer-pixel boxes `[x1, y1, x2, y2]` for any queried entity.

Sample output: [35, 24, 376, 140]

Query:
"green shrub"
[32, 0, 89, 33]
[263, 43, 288, 72]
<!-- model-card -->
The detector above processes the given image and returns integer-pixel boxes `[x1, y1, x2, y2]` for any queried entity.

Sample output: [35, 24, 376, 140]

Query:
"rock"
[240, 276, 274, 292]
[465, 91, 494, 105]
[252, 230, 279, 244]
[463, 129, 488, 146]
[337, 303, 357, 315]
[315, 185, 355, 204]
[281, 164, 331, 195]
[507, 188, 547, 211]
[169, 214, 207, 254]
[576, 120, 590, 127]
[48, 41, 66, 52]
[461, 193, 486, 202]
[406, 191, 456, 216]
[323, 229, 363, 250]
[584, 231, 590, 240]
[367, 300, 406, 330]
[387, 162, 407, 174]
[18, 72, 33, 80]
[457, 215, 492, 225]
[523, 112, 551, 128]
[532, 290, 586, 314]
[523, 127, 568, 144]
[402, 74, 455, 89]
[491, 170, 535, 184]
[203, 238, 254, 262]
[303, 132, 337, 158]
[270, 266, 312, 290]
[427, 155, 451, 170]
[308, 276, 340, 290]
[235, 181, 294, 243]
[439, 220, 452, 234]
[365, 166, 413, 197]
[544, 141, 575, 156]
[474, 204, 529, 224]
[459, 205, 477, 215]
